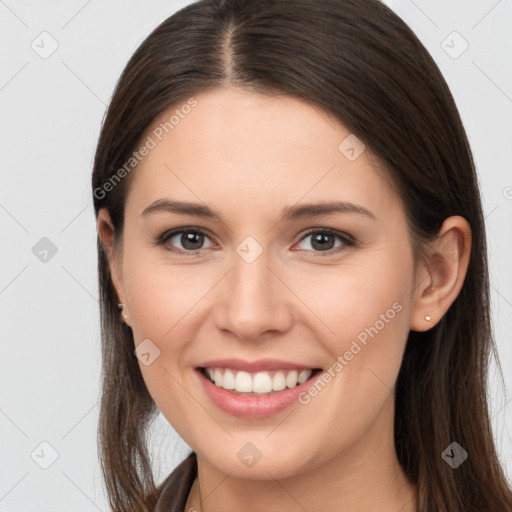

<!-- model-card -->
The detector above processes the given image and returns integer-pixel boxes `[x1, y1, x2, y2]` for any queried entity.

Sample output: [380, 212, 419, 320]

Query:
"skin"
[97, 87, 471, 512]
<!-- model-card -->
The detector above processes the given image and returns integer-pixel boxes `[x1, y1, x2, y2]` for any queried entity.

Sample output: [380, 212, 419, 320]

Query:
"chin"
[196, 439, 320, 481]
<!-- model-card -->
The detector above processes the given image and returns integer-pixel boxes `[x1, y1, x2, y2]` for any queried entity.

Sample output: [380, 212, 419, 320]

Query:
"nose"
[213, 249, 293, 341]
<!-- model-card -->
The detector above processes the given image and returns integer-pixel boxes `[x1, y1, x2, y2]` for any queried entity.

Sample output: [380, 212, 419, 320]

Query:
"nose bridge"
[231, 247, 272, 301]
[214, 241, 291, 339]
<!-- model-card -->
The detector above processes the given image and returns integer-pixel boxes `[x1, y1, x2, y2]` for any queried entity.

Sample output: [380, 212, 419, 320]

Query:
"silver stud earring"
[118, 303, 128, 321]
[425, 314, 432, 321]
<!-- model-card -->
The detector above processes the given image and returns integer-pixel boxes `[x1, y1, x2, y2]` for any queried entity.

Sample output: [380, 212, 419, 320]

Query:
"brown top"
[153, 451, 197, 512]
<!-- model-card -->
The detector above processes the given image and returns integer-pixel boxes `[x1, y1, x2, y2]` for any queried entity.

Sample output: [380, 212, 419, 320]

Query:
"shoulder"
[153, 451, 197, 512]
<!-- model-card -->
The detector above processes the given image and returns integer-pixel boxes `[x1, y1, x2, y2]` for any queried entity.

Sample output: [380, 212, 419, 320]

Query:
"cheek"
[301, 250, 414, 381]
[287, 257, 413, 448]
[123, 252, 217, 342]
[122, 258, 210, 423]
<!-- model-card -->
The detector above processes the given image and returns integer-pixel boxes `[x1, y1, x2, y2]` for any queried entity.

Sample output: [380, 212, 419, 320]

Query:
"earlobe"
[117, 303, 130, 325]
[410, 216, 471, 332]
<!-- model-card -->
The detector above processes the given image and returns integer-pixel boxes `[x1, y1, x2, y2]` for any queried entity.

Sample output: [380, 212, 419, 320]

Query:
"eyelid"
[156, 226, 356, 254]
[297, 227, 355, 245]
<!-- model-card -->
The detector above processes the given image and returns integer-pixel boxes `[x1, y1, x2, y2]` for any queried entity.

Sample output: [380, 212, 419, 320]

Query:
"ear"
[410, 216, 471, 332]
[97, 208, 131, 326]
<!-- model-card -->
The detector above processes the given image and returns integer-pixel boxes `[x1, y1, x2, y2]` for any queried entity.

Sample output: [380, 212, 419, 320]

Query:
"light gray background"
[1, 1, 511, 510]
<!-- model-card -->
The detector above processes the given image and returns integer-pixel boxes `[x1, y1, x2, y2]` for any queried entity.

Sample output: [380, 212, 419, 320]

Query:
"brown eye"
[296, 229, 354, 254]
[159, 228, 214, 253]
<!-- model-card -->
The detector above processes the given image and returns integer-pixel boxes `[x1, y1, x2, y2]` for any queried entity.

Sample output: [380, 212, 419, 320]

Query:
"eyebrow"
[141, 199, 377, 222]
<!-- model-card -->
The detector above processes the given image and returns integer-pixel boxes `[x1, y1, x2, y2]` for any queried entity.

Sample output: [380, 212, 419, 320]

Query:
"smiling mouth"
[198, 367, 323, 396]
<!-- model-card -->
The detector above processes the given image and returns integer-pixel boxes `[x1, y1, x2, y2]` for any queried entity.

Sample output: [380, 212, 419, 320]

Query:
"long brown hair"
[91, 0, 512, 510]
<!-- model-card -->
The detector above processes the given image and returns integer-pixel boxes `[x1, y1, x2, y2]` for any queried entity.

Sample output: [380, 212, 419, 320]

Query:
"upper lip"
[197, 358, 320, 372]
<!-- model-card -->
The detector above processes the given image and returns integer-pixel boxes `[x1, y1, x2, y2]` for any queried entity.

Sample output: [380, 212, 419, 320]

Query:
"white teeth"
[272, 371, 286, 391]
[235, 371, 253, 392]
[223, 369, 235, 390]
[298, 369, 311, 384]
[286, 370, 298, 388]
[205, 367, 314, 394]
[253, 372, 273, 393]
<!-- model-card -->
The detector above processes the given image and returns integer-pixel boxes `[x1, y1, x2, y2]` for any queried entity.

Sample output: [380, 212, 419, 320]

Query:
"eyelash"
[155, 227, 356, 257]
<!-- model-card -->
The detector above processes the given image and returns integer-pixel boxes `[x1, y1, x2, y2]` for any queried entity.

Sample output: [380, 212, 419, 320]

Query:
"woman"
[92, 0, 512, 510]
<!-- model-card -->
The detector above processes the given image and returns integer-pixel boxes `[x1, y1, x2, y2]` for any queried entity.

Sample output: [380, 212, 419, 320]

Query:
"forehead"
[125, 87, 399, 222]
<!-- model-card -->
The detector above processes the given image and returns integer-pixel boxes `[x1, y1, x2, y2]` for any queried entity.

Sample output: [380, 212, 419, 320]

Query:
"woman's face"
[107, 87, 422, 479]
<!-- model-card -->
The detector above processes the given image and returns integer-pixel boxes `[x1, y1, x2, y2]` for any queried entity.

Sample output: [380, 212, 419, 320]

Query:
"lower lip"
[196, 369, 319, 419]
